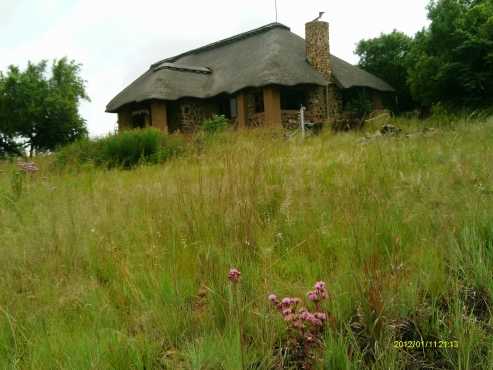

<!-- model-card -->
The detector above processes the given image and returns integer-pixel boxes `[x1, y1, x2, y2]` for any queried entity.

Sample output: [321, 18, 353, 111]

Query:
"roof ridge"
[150, 22, 290, 69]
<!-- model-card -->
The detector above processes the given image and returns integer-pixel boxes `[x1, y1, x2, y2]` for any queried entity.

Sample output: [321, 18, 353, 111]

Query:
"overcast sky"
[1, 0, 430, 137]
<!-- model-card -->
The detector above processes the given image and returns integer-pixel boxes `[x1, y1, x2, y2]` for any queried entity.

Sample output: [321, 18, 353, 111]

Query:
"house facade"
[106, 20, 394, 133]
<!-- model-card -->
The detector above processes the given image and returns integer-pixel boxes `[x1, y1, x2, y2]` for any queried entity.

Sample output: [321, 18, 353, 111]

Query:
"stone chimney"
[305, 20, 331, 81]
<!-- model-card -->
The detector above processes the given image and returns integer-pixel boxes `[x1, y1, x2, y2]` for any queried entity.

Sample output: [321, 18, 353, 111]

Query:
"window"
[281, 87, 306, 110]
[254, 91, 264, 113]
[217, 96, 232, 119]
[131, 109, 149, 128]
[229, 97, 237, 118]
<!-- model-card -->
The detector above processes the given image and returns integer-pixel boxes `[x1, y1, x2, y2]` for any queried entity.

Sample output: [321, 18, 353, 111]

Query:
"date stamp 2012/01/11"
[394, 340, 459, 350]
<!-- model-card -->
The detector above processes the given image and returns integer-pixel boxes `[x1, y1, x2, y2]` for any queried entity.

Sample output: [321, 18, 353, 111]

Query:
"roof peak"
[150, 22, 290, 69]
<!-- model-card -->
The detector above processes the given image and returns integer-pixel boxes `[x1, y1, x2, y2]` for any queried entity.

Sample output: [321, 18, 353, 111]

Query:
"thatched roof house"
[107, 21, 394, 132]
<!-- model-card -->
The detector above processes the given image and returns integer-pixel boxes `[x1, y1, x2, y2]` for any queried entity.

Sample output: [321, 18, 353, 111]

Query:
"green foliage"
[356, 30, 415, 112]
[55, 128, 186, 169]
[201, 114, 230, 134]
[0, 134, 21, 158]
[0, 58, 89, 157]
[408, 0, 493, 107]
[356, 0, 493, 111]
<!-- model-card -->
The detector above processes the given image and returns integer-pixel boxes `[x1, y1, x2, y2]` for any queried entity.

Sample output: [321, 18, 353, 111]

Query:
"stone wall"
[281, 110, 300, 129]
[178, 98, 218, 132]
[305, 21, 332, 81]
[117, 83, 344, 133]
[305, 20, 345, 126]
[305, 86, 326, 123]
[242, 85, 340, 129]
[249, 113, 265, 127]
[281, 110, 320, 129]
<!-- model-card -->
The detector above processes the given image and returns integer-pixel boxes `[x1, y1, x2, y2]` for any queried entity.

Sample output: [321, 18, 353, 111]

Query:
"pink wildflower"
[281, 297, 292, 307]
[311, 317, 323, 327]
[314, 312, 327, 321]
[282, 308, 292, 317]
[307, 290, 319, 302]
[314, 281, 328, 299]
[268, 294, 278, 304]
[283, 313, 295, 322]
[300, 311, 311, 321]
[17, 162, 39, 174]
[228, 268, 241, 283]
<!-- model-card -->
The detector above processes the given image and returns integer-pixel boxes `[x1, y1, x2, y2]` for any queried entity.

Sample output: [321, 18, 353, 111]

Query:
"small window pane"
[254, 91, 264, 113]
[230, 98, 238, 118]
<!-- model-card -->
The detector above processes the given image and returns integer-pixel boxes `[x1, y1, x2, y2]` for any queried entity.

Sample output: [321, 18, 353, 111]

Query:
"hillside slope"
[1, 120, 492, 369]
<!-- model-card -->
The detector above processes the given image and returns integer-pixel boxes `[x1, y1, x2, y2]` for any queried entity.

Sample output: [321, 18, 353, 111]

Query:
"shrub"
[54, 138, 101, 169]
[201, 115, 230, 134]
[55, 128, 186, 169]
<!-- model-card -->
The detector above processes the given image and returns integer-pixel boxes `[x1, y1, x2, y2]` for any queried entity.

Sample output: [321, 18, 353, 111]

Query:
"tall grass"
[55, 128, 186, 169]
[0, 118, 492, 369]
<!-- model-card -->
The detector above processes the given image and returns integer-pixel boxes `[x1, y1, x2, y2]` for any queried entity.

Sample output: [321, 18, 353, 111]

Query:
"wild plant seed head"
[268, 294, 278, 304]
[228, 268, 241, 283]
[307, 290, 319, 302]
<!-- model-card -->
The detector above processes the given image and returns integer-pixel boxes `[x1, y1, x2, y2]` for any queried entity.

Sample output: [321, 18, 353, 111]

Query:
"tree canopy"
[355, 0, 493, 111]
[0, 58, 89, 157]
[356, 31, 414, 112]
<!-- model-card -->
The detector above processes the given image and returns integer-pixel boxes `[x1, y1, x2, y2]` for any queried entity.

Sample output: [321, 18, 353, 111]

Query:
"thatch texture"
[107, 23, 394, 113]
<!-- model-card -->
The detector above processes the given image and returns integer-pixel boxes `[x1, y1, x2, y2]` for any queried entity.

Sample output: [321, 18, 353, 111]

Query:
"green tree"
[0, 71, 21, 156]
[408, 0, 493, 107]
[355, 31, 415, 112]
[0, 58, 89, 157]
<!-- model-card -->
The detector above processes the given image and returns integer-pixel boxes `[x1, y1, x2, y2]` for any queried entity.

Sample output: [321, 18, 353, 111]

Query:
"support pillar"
[236, 93, 248, 129]
[117, 109, 132, 132]
[263, 85, 282, 127]
[151, 100, 169, 133]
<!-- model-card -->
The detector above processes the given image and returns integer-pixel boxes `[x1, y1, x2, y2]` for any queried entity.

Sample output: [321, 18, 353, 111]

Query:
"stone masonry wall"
[179, 98, 217, 132]
[305, 86, 326, 123]
[305, 21, 332, 81]
[305, 20, 343, 124]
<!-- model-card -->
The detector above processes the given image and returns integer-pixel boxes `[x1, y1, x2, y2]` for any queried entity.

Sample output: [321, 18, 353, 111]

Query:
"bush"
[55, 128, 186, 169]
[201, 115, 230, 134]
[54, 138, 100, 169]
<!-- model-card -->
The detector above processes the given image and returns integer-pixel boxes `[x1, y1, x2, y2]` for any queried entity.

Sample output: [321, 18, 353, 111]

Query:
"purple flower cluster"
[268, 292, 328, 329]
[228, 268, 241, 283]
[307, 281, 328, 303]
[269, 281, 329, 329]
[267, 281, 332, 367]
[17, 162, 39, 174]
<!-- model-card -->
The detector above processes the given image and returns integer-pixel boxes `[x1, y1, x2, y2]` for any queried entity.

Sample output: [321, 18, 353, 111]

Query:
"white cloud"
[1, 0, 430, 137]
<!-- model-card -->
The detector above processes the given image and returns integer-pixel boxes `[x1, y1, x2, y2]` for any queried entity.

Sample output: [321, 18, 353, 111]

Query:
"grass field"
[1, 117, 492, 369]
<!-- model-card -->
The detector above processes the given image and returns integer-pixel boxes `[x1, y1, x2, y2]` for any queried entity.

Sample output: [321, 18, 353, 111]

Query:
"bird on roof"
[312, 11, 325, 22]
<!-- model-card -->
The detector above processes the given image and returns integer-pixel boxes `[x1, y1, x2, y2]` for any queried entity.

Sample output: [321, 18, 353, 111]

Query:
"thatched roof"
[106, 23, 394, 113]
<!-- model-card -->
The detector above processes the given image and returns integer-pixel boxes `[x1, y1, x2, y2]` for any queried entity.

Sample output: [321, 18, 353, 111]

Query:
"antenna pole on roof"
[275, 0, 278, 22]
